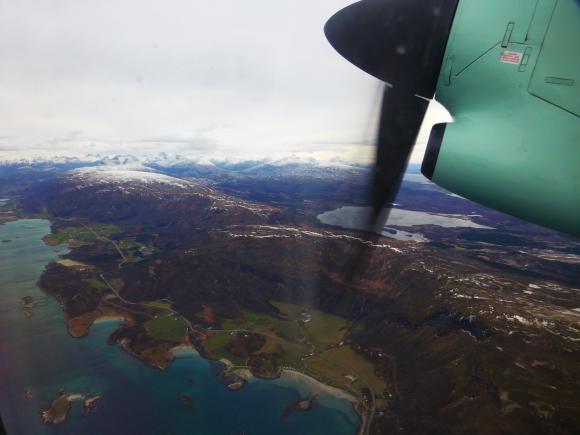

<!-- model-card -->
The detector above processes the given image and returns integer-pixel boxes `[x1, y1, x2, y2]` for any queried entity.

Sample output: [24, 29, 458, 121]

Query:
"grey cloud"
[48, 130, 84, 146]
[138, 135, 218, 152]
[1, 1, 438, 162]
[311, 139, 374, 147]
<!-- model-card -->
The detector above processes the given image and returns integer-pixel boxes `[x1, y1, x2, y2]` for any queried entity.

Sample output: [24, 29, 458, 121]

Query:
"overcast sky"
[0, 0, 450, 163]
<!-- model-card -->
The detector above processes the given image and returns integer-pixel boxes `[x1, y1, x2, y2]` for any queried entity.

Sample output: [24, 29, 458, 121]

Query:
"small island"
[83, 395, 101, 415]
[40, 390, 72, 425]
[40, 391, 102, 424]
[295, 395, 317, 411]
[283, 395, 317, 417]
[21, 296, 35, 318]
[20, 296, 35, 308]
[226, 377, 246, 392]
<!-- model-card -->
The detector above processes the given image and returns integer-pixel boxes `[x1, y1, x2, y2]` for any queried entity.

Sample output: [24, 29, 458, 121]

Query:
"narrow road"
[99, 273, 131, 305]
[83, 223, 196, 334]
[98, 273, 195, 332]
[80, 223, 127, 268]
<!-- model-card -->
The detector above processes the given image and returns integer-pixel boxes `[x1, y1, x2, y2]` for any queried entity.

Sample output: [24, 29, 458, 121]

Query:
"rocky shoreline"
[40, 390, 101, 425]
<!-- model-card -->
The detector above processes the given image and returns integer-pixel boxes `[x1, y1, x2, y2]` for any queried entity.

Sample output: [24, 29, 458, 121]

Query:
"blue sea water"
[0, 219, 359, 435]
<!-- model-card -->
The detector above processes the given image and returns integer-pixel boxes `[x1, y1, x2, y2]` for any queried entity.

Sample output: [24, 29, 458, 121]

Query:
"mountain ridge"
[0, 152, 376, 171]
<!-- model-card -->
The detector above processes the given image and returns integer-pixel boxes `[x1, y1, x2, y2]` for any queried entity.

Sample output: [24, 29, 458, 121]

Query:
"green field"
[44, 224, 121, 246]
[308, 346, 387, 405]
[271, 301, 349, 350]
[84, 277, 108, 290]
[259, 336, 309, 367]
[141, 300, 172, 310]
[223, 310, 304, 342]
[223, 302, 349, 352]
[213, 308, 311, 369]
[203, 332, 246, 366]
[305, 357, 351, 390]
[144, 312, 187, 343]
[214, 302, 350, 371]
[198, 304, 387, 406]
[203, 330, 308, 369]
[116, 237, 149, 263]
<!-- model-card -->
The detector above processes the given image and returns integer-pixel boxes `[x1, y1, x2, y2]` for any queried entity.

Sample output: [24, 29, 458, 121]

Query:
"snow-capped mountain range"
[0, 152, 371, 172]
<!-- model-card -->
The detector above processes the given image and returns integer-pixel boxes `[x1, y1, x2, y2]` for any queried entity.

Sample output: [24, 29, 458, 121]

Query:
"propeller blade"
[324, 0, 459, 226]
[324, 0, 459, 98]
[321, 0, 459, 286]
[371, 86, 429, 222]
[335, 87, 428, 288]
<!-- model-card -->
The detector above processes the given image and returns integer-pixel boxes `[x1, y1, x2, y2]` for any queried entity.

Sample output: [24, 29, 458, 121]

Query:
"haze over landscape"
[0, 0, 450, 164]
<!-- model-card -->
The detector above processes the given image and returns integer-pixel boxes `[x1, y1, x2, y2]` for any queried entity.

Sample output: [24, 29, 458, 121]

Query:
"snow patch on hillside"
[70, 166, 191, 189]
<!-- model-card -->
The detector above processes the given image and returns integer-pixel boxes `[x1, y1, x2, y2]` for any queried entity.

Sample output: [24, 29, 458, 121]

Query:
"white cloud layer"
[0, 0, 451, 163]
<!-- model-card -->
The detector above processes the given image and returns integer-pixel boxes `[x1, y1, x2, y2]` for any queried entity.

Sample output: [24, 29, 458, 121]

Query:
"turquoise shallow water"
[0, 219, 359, 435]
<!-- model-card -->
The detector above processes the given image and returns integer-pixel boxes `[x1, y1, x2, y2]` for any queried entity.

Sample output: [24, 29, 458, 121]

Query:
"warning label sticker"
[500, 51, 523, 65]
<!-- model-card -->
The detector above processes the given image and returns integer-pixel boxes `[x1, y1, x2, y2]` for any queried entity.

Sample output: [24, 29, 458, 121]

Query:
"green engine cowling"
[422, 0, 580, 237]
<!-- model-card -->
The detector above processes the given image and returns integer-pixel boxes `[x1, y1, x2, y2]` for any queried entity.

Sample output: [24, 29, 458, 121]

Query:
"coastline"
[66, 309, 131, 338]
[169, 344, 198, 357]
[33, 217, 364, 432]
[280, 369, 359, 403]
[36, 216, 357, 405]
[2, 217, 361, 435]
[92, 315, 126, 324]
[281, 369, 366, 435]
[219, 359, 358, 404]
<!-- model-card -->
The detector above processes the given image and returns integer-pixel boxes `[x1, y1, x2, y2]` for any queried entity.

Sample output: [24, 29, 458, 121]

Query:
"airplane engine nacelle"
[325, 0, 579, 237]
[422, 0, 580, 237]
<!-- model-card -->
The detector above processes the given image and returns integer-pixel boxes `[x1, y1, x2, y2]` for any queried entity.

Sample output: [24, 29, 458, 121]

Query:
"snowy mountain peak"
[69, 166, 192, 190]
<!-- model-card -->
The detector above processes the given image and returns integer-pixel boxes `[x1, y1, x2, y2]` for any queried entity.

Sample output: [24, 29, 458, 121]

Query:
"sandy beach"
[169, 344, 198, 357]
[281, 369, 359, 403]
[92, 315, 126, 324]
[281, 369, 367, 434]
